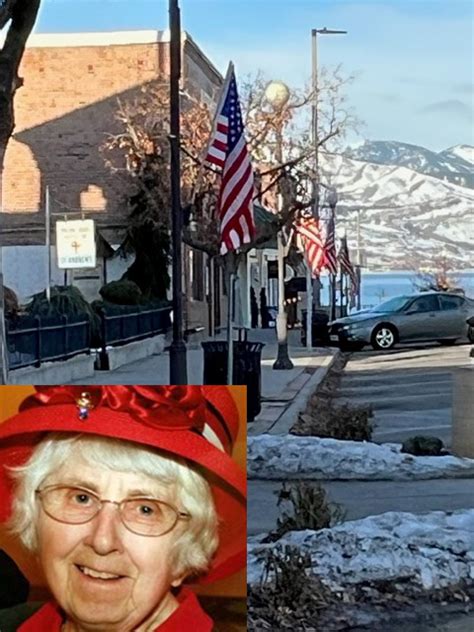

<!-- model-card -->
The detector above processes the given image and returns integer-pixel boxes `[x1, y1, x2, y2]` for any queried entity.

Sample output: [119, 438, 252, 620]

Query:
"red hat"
[0, 385, 246, 584]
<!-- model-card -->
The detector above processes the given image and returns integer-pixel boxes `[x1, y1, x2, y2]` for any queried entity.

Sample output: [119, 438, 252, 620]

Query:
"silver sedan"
[329, 292, 474, 351]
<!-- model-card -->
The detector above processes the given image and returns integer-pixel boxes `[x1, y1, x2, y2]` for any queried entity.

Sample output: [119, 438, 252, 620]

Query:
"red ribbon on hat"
[20, 385, 207, 433]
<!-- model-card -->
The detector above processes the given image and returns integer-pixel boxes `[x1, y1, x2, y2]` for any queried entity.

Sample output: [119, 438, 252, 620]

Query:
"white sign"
[56, 219, 96, 269]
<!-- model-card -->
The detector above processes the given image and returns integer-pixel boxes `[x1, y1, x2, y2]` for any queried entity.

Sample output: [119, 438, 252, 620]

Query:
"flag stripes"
[204, 65, 255, 254]
[338, 235, 358, 290]
[294, 214, 325, 277]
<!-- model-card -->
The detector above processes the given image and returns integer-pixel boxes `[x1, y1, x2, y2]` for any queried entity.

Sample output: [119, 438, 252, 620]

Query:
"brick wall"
[2, 32, 221, 230]
[3, 39, 166, 220]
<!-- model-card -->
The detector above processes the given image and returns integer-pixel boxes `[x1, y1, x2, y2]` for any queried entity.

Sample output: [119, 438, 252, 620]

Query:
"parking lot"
[334, 343, 472, 447]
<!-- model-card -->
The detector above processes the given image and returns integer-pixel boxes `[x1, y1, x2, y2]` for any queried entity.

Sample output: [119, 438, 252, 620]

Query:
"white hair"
[8, 433, 219, 580]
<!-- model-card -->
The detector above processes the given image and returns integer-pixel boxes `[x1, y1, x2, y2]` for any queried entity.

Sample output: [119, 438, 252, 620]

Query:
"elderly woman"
[0, 385, 246, 631]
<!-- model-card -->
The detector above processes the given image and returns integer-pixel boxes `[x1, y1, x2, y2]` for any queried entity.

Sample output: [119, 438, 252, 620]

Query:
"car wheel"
[468, 327, 474, 343]
[371, 324, 397, 350]
[438, 339, 457, 346]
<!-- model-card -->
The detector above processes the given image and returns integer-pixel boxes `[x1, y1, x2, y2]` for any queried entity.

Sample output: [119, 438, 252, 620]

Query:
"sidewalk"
[67, 329, 337, 435]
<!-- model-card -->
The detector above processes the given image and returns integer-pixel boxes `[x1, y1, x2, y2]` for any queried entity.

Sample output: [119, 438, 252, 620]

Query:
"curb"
[267, 349, 341, 435]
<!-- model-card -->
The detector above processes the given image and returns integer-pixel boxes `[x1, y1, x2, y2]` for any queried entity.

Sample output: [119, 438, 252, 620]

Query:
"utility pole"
[169, 0, 187, 384]
[311, 27, 347, 314]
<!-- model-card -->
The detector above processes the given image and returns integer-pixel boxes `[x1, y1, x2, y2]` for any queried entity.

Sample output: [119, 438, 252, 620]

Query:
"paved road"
[248, 478, 474, 535]
[335, 343, 471, 447]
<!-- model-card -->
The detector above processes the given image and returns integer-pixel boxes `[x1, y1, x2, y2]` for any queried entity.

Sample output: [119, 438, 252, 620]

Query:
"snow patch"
[248, 509, 474, 591]
[248, 435, 474, 481]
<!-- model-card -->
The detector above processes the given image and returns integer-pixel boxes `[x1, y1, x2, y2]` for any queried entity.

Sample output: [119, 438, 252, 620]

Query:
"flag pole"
[306, 261, 313, 349]
[45, 186, 52, 302]
[226, 267, 234, 385]
[190, 61, 234, 205]
[339, 262, 344, 318]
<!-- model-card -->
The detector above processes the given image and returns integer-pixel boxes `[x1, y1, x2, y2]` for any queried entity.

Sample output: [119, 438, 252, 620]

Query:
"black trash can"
[301, 309, 330, 346]
[202, 340, 265, 422]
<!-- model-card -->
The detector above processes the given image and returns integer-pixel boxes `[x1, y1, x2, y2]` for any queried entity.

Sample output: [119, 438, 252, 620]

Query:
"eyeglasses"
[35, 485, 191, 537]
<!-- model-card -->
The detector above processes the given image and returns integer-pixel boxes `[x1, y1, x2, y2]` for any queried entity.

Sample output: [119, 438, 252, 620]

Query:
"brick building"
[1, 30, 226, 331]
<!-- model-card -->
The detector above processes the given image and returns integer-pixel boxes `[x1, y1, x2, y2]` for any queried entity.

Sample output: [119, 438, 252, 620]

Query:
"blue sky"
[35, 0, 473, 152]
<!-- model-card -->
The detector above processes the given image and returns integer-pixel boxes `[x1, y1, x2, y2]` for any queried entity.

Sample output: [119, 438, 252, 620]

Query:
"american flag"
[294, 213, 325, 277]
[338, 235, 358, 289]
[323, 212, 338, 275]
[204, 64, 255, 255]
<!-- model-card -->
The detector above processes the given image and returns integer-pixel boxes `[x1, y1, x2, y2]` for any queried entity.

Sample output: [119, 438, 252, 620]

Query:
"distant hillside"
[345, 140, 474, 189]
[320, 148, 474, 270]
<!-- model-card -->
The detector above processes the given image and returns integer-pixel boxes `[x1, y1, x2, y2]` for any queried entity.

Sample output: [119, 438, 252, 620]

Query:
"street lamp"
[311, 27, 347, 309]
[264, 80, 294, 370]
[168, 0, 187, 384]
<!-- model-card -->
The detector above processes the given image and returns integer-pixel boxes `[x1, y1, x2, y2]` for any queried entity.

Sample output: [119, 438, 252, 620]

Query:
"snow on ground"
[248, 435, 474, 481]
[248, 509, 474, 591]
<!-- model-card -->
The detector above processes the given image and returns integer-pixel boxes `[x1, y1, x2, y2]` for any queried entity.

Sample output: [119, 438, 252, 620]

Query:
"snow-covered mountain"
[345, 141, 473, 189]
[319, 148, 474, 270]
[443, 144, 474, 165]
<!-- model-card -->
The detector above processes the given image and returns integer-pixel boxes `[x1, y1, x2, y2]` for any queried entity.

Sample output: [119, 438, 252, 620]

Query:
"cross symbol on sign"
[71, 241, 81, 253]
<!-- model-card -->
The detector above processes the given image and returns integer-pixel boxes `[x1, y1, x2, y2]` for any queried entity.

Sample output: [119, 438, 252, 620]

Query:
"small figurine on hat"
[0, 385, 246, 632]
[75, 392, 94, 420]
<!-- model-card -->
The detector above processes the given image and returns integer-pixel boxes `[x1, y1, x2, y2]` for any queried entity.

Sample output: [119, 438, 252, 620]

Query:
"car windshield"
[370, 296, 411, 313]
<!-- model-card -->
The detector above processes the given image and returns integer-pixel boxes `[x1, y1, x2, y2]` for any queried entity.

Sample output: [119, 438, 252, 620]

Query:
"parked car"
[467, 315, 474, 362]
[329, 291, 474, 351]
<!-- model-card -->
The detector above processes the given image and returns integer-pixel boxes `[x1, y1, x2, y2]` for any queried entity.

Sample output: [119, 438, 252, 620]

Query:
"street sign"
[56, 219, 96, 269]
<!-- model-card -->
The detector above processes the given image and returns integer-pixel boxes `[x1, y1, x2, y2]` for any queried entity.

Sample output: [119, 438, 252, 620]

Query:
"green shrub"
[99, 280, 143, 305]
[3, 286, 19, 316]
[25, 285, 100, 344]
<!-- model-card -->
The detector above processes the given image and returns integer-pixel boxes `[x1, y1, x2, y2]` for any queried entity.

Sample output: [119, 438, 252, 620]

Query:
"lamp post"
[0, 168, 8, 384]
[168, 0, 187, 384]
[265, 80, 294, 370]
[311, 27, 347, 309]
[327, 187, 338, 321]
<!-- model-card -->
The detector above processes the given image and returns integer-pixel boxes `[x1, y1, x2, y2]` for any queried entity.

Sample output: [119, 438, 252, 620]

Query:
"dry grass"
[291, 352, 373, 441]
[262, 481, 345, 543]
[292, 400, 373, 441]
[248, 545, 335, 631]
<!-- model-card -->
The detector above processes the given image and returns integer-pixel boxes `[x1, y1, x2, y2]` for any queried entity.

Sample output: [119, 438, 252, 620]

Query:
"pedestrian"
[250, 287, 259, 328]
[260, 287, 269, 328]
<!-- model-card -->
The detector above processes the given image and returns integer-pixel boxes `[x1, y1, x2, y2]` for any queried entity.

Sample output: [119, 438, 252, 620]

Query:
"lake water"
[319, 270, 474, 310]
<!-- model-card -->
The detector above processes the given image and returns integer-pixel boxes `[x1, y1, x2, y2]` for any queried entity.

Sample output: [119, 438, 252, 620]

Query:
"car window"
[408, 295, 440, 312]
[371, 296, 411, 312]
[439, 295, 463, 310]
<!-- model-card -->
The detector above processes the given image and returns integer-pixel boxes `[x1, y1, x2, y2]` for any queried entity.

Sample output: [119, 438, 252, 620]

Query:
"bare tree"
[102, 66, 357, 294]
[240, 65, 359, 226]
[410, 253, 462, 294]
[102, 81, 226, 297]
[0, 0, 41, 169]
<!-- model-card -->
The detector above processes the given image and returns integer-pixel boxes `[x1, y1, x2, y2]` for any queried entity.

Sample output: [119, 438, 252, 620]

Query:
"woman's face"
[36, 458, 185, 631]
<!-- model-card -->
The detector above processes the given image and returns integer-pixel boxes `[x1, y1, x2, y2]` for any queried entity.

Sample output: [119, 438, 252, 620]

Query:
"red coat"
[18, 588, 213, 631]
